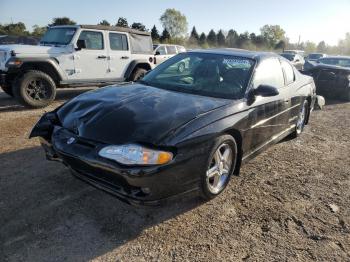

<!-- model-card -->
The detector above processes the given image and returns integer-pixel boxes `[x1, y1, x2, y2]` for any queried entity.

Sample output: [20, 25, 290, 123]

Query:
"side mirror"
[155, 51, 160, 56]
[254, 85, 279, 97]
[76, 39, 86, 50]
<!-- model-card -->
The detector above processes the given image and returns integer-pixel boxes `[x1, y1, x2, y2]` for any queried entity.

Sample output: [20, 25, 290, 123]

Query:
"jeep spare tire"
[13, 70, 56, 108]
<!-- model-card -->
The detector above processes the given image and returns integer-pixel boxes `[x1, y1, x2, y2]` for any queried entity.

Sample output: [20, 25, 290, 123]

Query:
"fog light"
[141, 187, 151, 194]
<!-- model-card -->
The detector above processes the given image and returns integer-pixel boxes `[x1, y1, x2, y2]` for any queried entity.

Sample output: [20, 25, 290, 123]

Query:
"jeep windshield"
[40, 27, 76, 46]
[140, 53, 255, 99]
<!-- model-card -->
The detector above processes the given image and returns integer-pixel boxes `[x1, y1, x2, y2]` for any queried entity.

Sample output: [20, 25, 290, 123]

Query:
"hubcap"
[206, 143, 233, 194]
[25, 78, 50, 101]
[296, 104, 306, 133]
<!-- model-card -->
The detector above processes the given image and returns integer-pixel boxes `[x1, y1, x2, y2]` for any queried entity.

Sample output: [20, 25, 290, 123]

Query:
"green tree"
[160, 28, 171, 42]
[116, 17, 128, 27]
[275, 40, 286, 51]
[131, 22, 147, 31]
[226, 29, 238, 47]
[49, 17, 76, 26]
[304, 41, 317, 53]
[32, 25, 47, 37]
[207, 29, 217, 46]
[217, 30, 225, 46]
[188, 26, 199, 45]
[260, 24, 285, 48]
[236, 32, 249, 48]
[151, 25, 160, 41]
[317, 41, 327, 52]
[99, 20, 110, 26]
[160, 8, 188, 38]
[199, 32, 207, 46]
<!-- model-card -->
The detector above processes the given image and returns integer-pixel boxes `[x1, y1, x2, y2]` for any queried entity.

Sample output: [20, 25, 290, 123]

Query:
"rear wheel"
[13, 70, 56, 108]
[1, 85, 13, 97]
[200, 135, 238, 200]
[291, 100, 308, 138]
[130, 68, 147, 82]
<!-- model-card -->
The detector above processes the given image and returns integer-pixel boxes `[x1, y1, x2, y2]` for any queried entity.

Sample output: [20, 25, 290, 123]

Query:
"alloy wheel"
[25, 78, 51, 101]
[206, 143, 233, 194]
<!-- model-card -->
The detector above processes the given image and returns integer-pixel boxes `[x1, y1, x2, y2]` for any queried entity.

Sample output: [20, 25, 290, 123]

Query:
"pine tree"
[116, 17, 128, 28]
[199, 32, 207, 46]
[151, 25, 160, 41]
[161, 28, 171, 42]
[217, 30, 225, 46]
[207, 29, 217, 46]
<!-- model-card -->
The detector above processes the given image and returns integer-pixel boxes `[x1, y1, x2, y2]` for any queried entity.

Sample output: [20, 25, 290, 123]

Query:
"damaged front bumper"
[30, 113, 205, 206]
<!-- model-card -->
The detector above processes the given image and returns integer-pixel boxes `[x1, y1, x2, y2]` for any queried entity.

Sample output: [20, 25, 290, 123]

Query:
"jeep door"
[72, 30, 109, 80]
[106, 32, 131, 80]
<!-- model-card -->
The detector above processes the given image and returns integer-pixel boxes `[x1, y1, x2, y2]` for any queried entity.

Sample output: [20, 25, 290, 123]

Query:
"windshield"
[280, 53, 294, 61]
[319, 57, 350, 68]
[40, 27, 76, 45]
[141, 53, 255, 99]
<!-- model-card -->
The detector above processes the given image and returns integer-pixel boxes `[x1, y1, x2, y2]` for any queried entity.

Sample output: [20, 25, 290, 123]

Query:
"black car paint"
[30, 50, 316, 205]
[304, 64, 350, 100]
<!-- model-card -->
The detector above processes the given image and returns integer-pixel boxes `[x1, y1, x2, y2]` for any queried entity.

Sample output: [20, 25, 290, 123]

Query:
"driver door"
[70, 30, 109, 80]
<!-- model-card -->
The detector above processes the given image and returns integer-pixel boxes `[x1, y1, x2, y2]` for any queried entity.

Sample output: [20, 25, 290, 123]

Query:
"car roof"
[320, 55, 350, 59]
[49, 24, 151, 36]
[188, 48, 279, 61]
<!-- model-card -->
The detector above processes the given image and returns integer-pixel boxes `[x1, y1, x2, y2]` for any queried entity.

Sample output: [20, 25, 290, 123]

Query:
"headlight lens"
[98, 144, 173, 166]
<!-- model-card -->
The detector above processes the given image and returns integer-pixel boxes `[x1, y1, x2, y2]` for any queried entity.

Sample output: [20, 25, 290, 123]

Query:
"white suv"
[0, 25, 155, 107]
[153, 44, 186, 65]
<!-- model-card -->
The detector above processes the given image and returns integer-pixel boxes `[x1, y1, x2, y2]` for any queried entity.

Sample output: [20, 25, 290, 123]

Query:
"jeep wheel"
[13, 70, 56, 108]
[1, 85, 13, 97]
[130, 68, 147, 82]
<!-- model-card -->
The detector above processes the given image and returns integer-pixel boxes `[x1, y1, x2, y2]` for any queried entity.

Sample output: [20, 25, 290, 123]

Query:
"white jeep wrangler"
[0, 25, 155, 107]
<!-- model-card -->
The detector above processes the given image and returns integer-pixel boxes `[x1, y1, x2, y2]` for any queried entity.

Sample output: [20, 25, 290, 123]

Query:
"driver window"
[156, 46, 166, 55]
[78, 30, 104, 50]
[252, 58, 285, 88]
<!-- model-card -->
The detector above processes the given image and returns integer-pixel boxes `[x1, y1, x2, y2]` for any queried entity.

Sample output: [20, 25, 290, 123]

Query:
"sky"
[0, 0, 349, 45]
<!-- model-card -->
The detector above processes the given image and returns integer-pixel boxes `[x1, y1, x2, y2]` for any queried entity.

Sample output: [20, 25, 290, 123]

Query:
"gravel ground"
[0, 89, 349, 262]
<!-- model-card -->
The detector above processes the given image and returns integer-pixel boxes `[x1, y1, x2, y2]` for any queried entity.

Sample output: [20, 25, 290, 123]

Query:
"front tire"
[291, 100, 308, 138]
[1, 85, 13, 97]
[13, 70, 56, 108]
[200, 135, 238, 200]
[130, 68, 147, 82]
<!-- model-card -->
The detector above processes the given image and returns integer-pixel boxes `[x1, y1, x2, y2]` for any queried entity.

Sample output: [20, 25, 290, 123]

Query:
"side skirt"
[241, 124, 296, 164]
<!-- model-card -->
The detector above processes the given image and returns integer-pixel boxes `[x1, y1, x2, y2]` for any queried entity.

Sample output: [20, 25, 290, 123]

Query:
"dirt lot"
[0, 89, 349, 262]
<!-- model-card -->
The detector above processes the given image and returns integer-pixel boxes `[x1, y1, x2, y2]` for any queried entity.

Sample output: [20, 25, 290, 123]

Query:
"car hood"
[0, 44, 67, 55]
[56, 84, 231, 145]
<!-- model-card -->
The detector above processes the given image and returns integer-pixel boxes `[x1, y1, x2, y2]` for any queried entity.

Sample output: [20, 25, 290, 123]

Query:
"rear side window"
[281, 60, 295, 84]
[109, 33, 128, 51]
[166, 45, 177, 54]
[252, 58, 285, 88]
[78, 30, 104, 50]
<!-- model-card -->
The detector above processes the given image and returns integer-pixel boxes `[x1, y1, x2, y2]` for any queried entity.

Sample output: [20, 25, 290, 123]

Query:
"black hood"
[57, 84, 230, 145]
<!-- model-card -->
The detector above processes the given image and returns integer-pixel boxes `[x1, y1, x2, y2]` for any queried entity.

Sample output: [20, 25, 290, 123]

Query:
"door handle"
[121, 56, 129, 59]
[97, 55, 107, 59]
[284, 99, 289, 103]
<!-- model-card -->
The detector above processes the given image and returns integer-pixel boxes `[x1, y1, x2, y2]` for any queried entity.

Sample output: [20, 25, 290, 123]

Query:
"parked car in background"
[153, 44, 186, 65]
[284, 49, 305, 57]
[30, 49, 316, 205]
[0, 24, 155, 108]
[318, 56, 350, 68]
[304, 64, 350, 101]
[280, 53, 305, 70]
[306, 53, 327, 61]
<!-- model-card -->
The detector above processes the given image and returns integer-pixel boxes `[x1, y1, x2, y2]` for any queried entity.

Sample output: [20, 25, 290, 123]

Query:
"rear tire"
[130, 68, 147, 82]
[13, 70, 56, 108]
[291, 100, 308, 138]
[1, 85, 13, 97]
[200, 135, 238, 200]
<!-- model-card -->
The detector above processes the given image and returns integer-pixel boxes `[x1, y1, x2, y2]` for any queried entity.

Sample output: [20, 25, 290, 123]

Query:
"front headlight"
[98, 144, 173, 166]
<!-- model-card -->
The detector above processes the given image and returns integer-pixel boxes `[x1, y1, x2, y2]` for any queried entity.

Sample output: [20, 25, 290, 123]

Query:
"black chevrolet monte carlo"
[30, 49, 317, 205]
